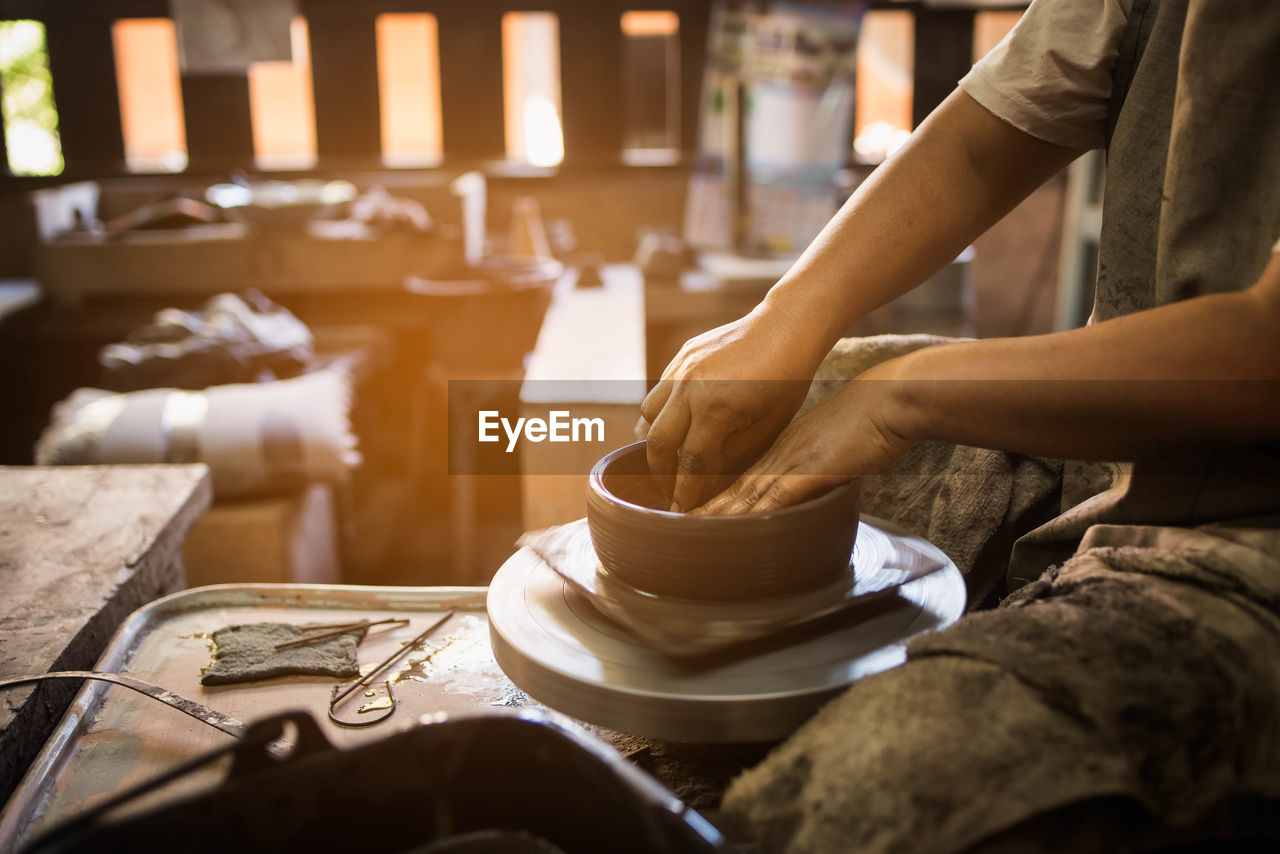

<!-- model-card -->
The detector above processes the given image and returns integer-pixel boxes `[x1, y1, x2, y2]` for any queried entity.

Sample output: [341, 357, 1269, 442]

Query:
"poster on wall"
[170, 0, 296, 74]
[685, 0, 868, 256]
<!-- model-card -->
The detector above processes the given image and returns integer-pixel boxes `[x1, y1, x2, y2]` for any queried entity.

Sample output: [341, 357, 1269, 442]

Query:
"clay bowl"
[586, 441, 861, 602]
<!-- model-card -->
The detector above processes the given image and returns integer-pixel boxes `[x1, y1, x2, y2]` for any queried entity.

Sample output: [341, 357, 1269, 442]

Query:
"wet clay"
[586, 442, 861, 601]
[606, 472, 669, 511]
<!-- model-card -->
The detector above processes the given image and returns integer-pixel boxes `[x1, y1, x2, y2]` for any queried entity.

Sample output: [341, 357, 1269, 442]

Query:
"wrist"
[754, 292, 842, 376]
[859, 351, 932, 445]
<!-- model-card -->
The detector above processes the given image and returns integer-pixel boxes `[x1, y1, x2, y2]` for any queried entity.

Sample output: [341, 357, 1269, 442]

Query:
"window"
[248, 16, 316, 170]
[113, 19, 187, 172]
[376, 13, 443, 168]
[853, 10, 913, 164]
[502, 12, 563, 167]
[0, 20, 62, 175]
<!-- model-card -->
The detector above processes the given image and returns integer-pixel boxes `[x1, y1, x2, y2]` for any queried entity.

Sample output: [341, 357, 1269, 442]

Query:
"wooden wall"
[0, 1, 1022, 176]
[0, 0, 1023, 275]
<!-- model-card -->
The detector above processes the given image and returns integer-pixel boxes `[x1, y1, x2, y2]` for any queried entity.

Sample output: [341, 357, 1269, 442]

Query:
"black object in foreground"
[21, 710, 725, 854]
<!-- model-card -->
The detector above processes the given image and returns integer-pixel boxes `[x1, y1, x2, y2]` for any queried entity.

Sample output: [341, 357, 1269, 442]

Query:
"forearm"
[758, 89, 1080, 369]
[880, 265, 1280, 460]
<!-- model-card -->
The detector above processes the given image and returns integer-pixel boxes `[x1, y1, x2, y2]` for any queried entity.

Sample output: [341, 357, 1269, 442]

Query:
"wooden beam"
[675, 0, 711, 155]
[180, 74, 255, 170]
[559, 3, 625, 165]
[911, 6, 975, 128]
[42, 15, 126, 175]
[0, 73, 8, 176]
[0, 0, 168, 16]
[307, 8, 382, 165]
[436, 6, 505, 164]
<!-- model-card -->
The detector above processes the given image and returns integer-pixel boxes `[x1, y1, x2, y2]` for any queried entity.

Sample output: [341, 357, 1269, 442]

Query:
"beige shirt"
[961, 0, 1280, 255]
[960, 0, 1134, 151]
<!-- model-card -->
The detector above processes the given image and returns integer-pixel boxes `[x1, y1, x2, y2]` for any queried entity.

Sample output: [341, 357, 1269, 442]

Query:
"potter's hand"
[641, 308, 823, 512]
[696, 366, 914, 515]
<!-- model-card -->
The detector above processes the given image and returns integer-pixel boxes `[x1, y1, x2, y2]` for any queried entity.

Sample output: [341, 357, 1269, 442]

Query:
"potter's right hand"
[641, 307, 823, 512]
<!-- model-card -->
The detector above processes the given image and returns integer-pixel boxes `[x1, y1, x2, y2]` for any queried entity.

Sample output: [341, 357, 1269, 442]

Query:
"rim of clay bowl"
[588, 441, 856, 523]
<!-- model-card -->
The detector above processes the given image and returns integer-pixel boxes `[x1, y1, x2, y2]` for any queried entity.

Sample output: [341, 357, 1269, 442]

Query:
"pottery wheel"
[488, 515, 965, 743]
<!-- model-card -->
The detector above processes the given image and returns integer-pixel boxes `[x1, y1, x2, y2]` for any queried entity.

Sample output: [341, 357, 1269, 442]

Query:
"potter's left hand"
[695, 367, 914, 515]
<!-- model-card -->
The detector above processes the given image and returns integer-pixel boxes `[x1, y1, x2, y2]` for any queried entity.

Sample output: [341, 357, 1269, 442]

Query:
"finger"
[670, 419, 725, 512]
[645, 397, 690, 494]
[744, 474, 836, 513]
[695, 470, 782, 516]
[640, 379, 673, 425]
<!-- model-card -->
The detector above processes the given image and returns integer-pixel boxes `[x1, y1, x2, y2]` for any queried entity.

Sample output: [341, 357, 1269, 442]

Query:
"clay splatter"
[179, 632, 218, 678]
[385, 637, 456, 686]
[491, 686, 530, 707]
[357, 696, 394, 714]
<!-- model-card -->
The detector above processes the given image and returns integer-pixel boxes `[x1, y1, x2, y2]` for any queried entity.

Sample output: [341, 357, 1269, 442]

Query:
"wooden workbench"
[0, 464, 211, 803]
[518, 265, 647, 530]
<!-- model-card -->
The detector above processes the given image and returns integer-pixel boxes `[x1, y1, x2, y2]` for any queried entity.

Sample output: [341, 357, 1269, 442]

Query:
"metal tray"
[0, 583, 503, 853]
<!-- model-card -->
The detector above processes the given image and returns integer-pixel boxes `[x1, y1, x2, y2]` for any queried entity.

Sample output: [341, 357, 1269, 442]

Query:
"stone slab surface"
[0, 464, 211, 804]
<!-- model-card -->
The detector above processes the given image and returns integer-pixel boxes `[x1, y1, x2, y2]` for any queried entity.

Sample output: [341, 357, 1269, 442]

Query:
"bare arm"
[757, 88, 1081, 363]
[891, 253, 1280, 457]
[644, 89, 1081, 510]
[699, 254, 1280, 514]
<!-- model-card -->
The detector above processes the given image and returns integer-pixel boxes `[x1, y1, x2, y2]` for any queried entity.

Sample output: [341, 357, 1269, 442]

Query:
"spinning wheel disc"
[488, 516, 965, 743]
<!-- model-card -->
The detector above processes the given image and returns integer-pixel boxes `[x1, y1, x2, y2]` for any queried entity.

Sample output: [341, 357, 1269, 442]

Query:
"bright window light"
[502, 12, 563, 167]
[376, 13, 443, 168]
[113, 18, 188, 172]
[853, 10, 913, 163]
[248, 16, 316, 170]
[0, 20, 63, 176]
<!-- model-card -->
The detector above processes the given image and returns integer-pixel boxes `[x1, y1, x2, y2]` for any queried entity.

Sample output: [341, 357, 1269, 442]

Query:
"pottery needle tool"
[274, 618, 410, 650]
[328, 610, 454, 728]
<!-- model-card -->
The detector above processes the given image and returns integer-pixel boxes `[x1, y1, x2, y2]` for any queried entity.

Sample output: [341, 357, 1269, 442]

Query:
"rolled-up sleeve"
[960, 0, 1133, 150]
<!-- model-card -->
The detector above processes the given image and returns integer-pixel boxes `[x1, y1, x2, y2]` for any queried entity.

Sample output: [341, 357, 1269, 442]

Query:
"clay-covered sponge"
[201, 622, 362, 686]
[586, 441, 860, 601]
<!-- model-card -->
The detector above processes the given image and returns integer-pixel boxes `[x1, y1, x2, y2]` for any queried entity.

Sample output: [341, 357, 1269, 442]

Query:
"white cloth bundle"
[36, 369, 359, 497]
